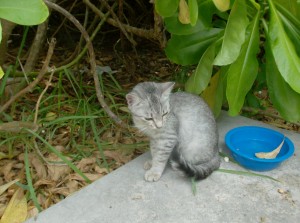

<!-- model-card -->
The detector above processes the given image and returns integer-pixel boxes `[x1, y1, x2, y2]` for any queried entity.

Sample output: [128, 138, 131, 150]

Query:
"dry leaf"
[212, 0, 230, 12]
[69, 173, 101, 182]
[47, 154, 71, 181]
[34, 179, 56, 187]
[0, 161, 16, 182]
[0, 152, 9, 161]
[44, 112, 57, 121]
[49, 187, 70, 197]
[0, 179, 19, 196]
[76, 157, 96, 171]
[29, 154, 47, 179]
[0, 188, 27, 223]
[255, 138, 285, 159]
[66, 180, 79, 194]
[94, 166, 109, 175]
[104, 150, 132, 164]
[178, 0, 190, 24]
[0, 204, 6, 219]
[26, 207, 39, 220]
[0, 121, 38, 133]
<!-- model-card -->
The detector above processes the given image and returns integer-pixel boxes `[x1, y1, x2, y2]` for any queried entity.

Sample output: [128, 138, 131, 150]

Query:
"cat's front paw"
[143, 160, 152, 170]
[144, 169, 162, 182]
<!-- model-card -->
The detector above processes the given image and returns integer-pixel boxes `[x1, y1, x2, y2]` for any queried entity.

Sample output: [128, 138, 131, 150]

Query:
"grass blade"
[24, 128, 91, 183]
[24, 147, 42, 212]
[217, 168, 280, 182]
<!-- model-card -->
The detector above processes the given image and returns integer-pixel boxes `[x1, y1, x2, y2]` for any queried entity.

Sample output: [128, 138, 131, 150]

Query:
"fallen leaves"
[0, 188, 27, 223]
[0, 142, 142, 221]
[255, 138, 285, 159]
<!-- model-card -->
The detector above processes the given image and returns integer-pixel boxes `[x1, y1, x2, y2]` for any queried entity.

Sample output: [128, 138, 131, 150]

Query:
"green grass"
[0, 65, 145, 211]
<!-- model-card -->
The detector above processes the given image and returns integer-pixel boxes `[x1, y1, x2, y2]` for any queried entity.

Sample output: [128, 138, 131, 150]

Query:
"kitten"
[126, 82, 220, 182]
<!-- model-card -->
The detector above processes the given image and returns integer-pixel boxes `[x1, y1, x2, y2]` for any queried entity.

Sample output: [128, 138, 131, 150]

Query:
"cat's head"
[126, 82, 175, 129]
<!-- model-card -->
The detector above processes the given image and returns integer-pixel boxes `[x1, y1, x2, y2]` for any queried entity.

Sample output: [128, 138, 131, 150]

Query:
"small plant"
[0, 0, 49, 76]
[155, 0, 300, 122]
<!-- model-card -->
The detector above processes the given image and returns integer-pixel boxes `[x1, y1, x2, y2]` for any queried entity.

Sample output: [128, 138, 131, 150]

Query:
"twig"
[24, 21, 49, 72]
[83, 0, 157, 41]
[0, 20, 17, 65]
[0, 38, 56, 114]
[17, 57, 29, 84]
[44, 0, 126, 127]
[33, 140, 67, 166]
[34, 68, 55, 124]
[101, 0, 137, 46]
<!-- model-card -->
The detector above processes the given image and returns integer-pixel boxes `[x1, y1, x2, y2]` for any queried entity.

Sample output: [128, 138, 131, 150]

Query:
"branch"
[34, 68, 55, 124]
[0, 38, 56, 114]
[83, 0, 157, 41]
[101, 0, 137, 46]
[44, 0, 126, 127]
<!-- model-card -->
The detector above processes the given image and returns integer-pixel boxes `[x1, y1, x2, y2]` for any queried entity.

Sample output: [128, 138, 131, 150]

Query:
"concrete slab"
[25, 112, 300, 223]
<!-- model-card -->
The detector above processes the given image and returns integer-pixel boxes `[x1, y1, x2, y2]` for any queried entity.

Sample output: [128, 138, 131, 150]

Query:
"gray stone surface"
[25, 112, 300, 223]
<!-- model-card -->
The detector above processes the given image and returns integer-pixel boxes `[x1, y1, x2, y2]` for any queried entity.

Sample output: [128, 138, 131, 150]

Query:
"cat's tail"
[170, 149, 220, 180]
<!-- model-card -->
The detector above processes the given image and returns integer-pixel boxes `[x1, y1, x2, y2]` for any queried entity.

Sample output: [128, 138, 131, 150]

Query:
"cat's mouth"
[146, 119, 165, 129]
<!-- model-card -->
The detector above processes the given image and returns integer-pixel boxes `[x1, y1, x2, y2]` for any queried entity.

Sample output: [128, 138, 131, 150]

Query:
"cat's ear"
[126, 93, 141, 107]
[161, 82, 175, 96]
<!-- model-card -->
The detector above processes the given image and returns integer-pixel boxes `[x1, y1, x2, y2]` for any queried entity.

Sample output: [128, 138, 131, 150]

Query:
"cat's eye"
[145, 117, 153, 121]
[162, 112, 168, 117]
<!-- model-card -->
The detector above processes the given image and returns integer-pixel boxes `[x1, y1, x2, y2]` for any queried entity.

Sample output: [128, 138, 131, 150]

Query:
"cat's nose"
[153, 118, 163, 128]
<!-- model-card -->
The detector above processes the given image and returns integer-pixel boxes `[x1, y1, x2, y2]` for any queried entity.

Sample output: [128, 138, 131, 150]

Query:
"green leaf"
[0, 22, 2, 43]
[188, 0, 198, 26]
[155, 0, 180, 17]
[266, 42, 300, 122]
[275, 2, 300, 56]
[185, 42, 217, 94]
[217, 169, 280, 182]
[267, 0, 300, 93]
[0, 66, 3, 80]
[226, 11, 260, 116]
[274, 0, 300, 19]
[278, 12, 300, 56]
[201, 70, 225, 117]
[164, 13, 206, 35]
[214, 0, 249, 66]
[0, 0, 49, 25]
[198, 0, 219, 27]
[165, 28, 223, 65]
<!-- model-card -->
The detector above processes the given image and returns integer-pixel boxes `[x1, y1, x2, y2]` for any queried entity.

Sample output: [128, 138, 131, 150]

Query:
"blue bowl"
[225, 126, 294, 171]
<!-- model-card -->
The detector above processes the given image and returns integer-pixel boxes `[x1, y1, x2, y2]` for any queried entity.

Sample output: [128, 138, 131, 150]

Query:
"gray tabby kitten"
[126, 82, 220, 182]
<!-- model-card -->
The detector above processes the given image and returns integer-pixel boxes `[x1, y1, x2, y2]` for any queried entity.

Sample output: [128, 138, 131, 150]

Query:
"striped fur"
[126, 82, 220, 182]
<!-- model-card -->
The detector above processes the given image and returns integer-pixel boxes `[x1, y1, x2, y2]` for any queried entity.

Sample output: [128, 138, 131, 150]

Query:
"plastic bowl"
[225, 126, 294, 171]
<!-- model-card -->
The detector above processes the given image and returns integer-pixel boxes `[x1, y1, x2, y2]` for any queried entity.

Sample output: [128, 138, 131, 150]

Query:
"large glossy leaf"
[274, 0, 300, 19]
[226, 11, 260, 116]
[164, 13, 206, 35]
[214, 0, 249, 66]
[165, 28, 223, 65]
[201, 70, 225, 117]
[189, 0, 198, 26]
[198, 0, 219, 27]
[267, 0, 300, 93]
[185, 42, 217, 94]
[0, 0, 49, 25]
[266, 42, 300, 122]
[276, 2, 300, 55]
[155, 0, 180, 17]
[178, 0, 190, 24]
